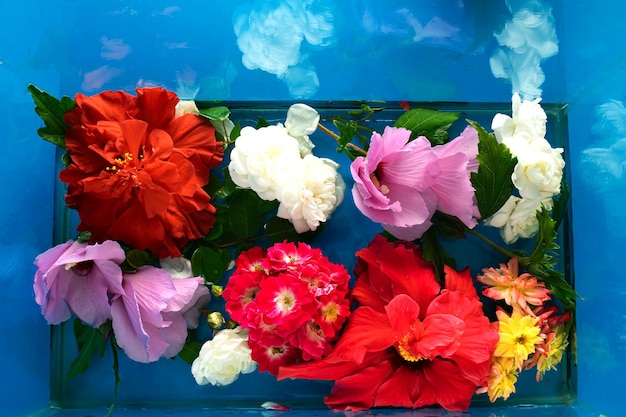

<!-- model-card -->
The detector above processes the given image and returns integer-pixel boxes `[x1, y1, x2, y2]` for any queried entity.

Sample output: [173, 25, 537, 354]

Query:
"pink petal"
[431, 151, 478, 229]
[124, 266, 176, 325]
[66, 261, 122, 327]
[164, 277, 205, 312]
[110, 295, 152, 363]
[433, 125, 479, 173]
[160, 311, 190, 358]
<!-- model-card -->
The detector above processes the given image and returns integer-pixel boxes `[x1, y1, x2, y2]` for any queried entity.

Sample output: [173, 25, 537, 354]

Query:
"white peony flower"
[492, 93, 548, 146]
[191, 327, 256, 387]
[486, 195, 544, 244]
[276, 155, 345, 233]
[228, 125, 302, 201]
[160, 256, 193, 279]
[511, 137, 564, 200]
[175, 100, 200, 117]
[284, 103, 320, 156]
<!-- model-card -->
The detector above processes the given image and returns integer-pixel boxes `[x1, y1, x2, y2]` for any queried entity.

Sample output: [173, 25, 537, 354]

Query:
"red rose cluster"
[223, 241, 351, 375]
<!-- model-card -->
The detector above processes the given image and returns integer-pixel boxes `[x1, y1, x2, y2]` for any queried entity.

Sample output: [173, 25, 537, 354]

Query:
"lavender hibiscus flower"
[111, 266, 209, 363]
[351, 126, 479, 240]
[34, 240, 210, 363]
[33, 240, 126, 327]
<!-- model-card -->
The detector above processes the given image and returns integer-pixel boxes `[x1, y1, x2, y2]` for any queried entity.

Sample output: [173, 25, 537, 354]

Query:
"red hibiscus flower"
[59, 88, 223, 258]
[278, 235, 499, 412]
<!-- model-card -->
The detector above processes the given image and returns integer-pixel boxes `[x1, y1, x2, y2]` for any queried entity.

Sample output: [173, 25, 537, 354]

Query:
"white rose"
[284, 103, 320, 156]
[486, 196, 544, 244]
[492, 93, 547, 145]
[159, 256, 193, 279]
[228, 125, 301, 201]
[512, 138, 564, 199]
[484, 195, 519, 229]
[276, 155, 345, 233]
[175, 100, 200, 117]
[191, 328, 256, 386]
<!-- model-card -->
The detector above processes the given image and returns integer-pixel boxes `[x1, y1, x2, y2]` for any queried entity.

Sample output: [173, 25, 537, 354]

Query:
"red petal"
[384, 294, 420, 337]
[329, 306, 395, 364]
[444, 265, 479, 301]
[422, 359, 476, 411]
[325, 353, 397, 411]
[133, 88, 178, 129]
[374, 362, 422, 408]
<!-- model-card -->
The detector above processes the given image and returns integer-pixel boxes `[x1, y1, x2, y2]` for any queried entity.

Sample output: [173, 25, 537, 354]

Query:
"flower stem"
[468, 229, 518, 260]
[317, 123, 368, 156]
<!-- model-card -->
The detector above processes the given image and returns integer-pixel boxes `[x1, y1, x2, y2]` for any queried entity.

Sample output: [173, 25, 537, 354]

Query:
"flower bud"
[207, 311, 225, 329]
[211, 285, 224, 297]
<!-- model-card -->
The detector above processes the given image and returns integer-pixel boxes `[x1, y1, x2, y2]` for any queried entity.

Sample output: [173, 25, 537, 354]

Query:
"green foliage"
[394, 108, 460, 145]
[124, 249, 153, 270]
[27, 84, 75, 148]
[226, 191, 263, 239]
[522, 209, 578, 309]
[178, 339, 203, 365]
[198, 106, 230, 121]
[421, 227, 457, 283]
[192, 246, 229, 284]
[551, 180, 570, 230]
[468, 120, 517, 220]
[66, 319, 109, 380]
[265, 217, 323, 244]
[333, 119, 358, 155]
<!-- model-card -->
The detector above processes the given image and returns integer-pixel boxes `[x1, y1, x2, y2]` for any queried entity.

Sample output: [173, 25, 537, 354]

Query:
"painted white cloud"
[490, 0, 558, 100]
[233, 0, 335, 98]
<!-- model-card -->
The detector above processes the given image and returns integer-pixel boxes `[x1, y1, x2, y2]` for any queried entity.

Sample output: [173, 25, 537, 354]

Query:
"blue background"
[0, 1, 622, 416]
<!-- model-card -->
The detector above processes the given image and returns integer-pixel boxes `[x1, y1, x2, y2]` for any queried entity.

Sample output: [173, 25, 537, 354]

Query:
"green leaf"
[226, 191, 262, 239]
[177, 339, 203, 365]
[528, 209, 559, 264]
[469, 120, 517, 220]
[523, 210, 579, 310]
[432, 212, 468, 239]
[256, 116, 270, 128]
[205, 172, 224, 199]
[198, 106, 230, 121]
[203, 219, 224, 242]
[66, 319, 108, 380]
[421, 227, 457, 283]
[394, 108, 460, 144]
[109, 335, 121, 397]
[333, 119, 358, 153]
[191, 246, 227, 284]
[265, 217, 322, 243]
[125, 249, 153, 270]
[215, 169, 239, 199]
[28, 84, 75, 148]
[551, 180, 570, 230]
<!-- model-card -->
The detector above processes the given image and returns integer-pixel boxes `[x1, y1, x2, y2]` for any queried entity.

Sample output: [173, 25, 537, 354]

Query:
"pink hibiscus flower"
[350, 126, 479, 240]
